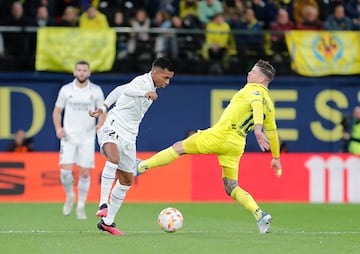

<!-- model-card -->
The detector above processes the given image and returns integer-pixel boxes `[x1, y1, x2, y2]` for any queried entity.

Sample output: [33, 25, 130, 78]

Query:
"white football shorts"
[97, 125, 136, 174]
[59, 138, 95, 168]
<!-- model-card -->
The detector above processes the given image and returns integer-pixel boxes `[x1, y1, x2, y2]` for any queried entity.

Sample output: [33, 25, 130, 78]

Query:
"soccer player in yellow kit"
[137, 59, 283, 233]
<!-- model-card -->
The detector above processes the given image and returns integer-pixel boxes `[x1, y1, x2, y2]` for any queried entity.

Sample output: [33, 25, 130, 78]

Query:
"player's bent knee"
[223, 178, 238, 196]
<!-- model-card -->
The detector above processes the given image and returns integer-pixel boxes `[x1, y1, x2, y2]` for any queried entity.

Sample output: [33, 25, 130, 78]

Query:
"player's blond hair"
[256, 60, 276, 81]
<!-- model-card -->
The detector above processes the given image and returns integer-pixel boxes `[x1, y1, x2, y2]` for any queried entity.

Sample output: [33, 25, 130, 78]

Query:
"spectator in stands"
[54, 0, 80, 22]
[6, 129, 34, 152]
[0, 33, 4, 57]
[1, 1, 36, 26]
[0, 1, 36, 70]
[250, 0, 278, 29]
[110, 11, 130, 59]
[292, 0, 319, 25]
[324, 4, 352, 30]
[232, 8, 264, 63]
[296, 5, 323, 30]
[172, 13, 203, 60]
[345, 0, 360, 29]
[36, 5, 56, 27]
[317, 0, 342, 22]
[202, 12, 232, 74]
[340, 106, 360, 154]
[270, 8, 295, 62]
[146, 0, 178, 19]
[179, 0, 199, 19]
[272, 0, 294, 22]
[79, 5, 109, 29]
[58, 6, 79, 26]
[152, 9, 176, 58]
[24, 0, 56, 19]
[198, 0, 224, 25]
[127, 8, 152, 59]
[223, 0, 246, 13]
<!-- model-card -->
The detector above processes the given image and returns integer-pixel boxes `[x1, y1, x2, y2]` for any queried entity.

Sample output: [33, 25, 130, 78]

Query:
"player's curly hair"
[256, 60, 276, 81]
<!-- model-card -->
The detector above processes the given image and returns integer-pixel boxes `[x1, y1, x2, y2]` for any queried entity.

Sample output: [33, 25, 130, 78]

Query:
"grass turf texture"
[0, 203, 359, 254]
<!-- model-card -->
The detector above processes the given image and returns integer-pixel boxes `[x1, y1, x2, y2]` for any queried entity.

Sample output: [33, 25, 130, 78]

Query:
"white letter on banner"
[326, 156, 344, 203]
[305, 156, 326, 203]
[345, 156, 360, 203]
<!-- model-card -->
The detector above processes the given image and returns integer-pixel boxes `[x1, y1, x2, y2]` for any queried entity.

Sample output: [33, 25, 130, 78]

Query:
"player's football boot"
[62, 195, 74, 216]
[97, 219, 124, 236]
[96, 203, 108, 217]
[135, 158, 146, 176]
[257, 212, 272, 233]
[76, 207, 87, 220]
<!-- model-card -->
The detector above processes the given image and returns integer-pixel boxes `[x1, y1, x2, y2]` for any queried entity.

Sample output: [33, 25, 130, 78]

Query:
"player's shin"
[140, 146, 180, 170]
[103, 181, 131, 225]
[99, 161, 117, 206]
[230, 186, 263, 220]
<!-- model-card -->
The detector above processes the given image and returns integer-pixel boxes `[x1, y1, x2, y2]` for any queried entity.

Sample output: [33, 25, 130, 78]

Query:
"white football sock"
[99, 161, 117, 207]
[103, 181, 131, 225]
[77, 176, 90, 209]
[60, 169, 74, 197]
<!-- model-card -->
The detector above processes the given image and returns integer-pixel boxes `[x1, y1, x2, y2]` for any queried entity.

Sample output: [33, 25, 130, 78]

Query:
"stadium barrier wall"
[0, 152, 359, 203]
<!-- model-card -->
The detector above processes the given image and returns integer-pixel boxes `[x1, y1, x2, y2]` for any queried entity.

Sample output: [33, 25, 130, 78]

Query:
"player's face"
[247, 66, 265, 84]
[153, 68, 174, 88]
[74, 64, 91, 83]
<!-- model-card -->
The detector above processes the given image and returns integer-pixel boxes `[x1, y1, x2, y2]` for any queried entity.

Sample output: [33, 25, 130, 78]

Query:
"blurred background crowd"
[0, 0, 359, 75]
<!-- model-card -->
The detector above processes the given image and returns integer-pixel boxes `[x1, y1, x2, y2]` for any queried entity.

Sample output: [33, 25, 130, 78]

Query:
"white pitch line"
[0, 230, 359, 235]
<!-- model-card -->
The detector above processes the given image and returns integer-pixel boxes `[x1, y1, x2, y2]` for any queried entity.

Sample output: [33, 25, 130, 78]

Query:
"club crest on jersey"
[252, 91, 260, 96]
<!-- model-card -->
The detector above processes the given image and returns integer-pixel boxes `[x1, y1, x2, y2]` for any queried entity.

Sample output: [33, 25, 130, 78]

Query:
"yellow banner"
[285, 31, 360, 77]
[36, 27, 116, 72]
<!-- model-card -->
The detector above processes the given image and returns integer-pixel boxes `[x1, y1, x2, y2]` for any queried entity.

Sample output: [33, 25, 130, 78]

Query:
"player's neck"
[75, 80, 89, 88]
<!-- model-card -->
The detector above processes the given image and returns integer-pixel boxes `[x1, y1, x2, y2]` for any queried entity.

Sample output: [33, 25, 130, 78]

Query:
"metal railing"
[0, 26, 291, 75]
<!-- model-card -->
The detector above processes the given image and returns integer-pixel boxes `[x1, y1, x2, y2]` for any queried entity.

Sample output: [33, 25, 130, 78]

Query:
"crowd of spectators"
[0, 0, 359, 74]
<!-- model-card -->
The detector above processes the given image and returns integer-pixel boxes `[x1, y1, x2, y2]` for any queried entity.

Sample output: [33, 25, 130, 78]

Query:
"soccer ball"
[158, 207, 184, 233]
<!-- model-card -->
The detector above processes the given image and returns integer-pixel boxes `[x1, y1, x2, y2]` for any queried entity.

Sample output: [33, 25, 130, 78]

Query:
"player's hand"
[56, 128, 65, 139]
[145, 91, 158, 100]
[89, 108, 103, 118]
[270, 158, 282, 178]
[254, 129, 270, 151]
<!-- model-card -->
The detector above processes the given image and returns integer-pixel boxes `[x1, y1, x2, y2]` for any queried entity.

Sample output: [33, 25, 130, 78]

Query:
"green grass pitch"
[0, 203, 359, 254]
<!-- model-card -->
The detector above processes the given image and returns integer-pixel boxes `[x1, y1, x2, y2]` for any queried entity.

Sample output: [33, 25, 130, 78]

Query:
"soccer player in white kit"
[89, 57, 175, 235]
[53, 61, 104, 220]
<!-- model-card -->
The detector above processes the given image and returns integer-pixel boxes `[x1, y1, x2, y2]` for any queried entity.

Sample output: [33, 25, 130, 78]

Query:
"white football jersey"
[104, 72, 156, 143]
[55, 79, 104, 143]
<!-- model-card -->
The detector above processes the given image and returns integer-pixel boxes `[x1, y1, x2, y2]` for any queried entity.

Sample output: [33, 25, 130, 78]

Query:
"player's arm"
[96, 111, 107, 131]
[52, 106, 65, 139]
[90, 86, 123, 117]
[266, 129, 282, 177]
[252, 100, 270, 151]
[264, 106, 282, 177]
[124, 85, 158, 100]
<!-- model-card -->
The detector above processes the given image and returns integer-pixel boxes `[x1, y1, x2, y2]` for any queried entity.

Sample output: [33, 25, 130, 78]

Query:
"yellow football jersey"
[212, 83, 277, 138]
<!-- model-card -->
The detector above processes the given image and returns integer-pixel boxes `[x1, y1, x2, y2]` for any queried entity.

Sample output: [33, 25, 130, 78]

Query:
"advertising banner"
[1, 79, 360, 153]
[1, 152, 359, 203]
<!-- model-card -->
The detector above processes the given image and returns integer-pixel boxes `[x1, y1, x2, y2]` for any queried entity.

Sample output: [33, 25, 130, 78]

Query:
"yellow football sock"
[231, 186, 263, 220]
[140, 146, 179, 171]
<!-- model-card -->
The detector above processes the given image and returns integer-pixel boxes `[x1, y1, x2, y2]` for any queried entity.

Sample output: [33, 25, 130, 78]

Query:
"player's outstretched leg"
[135, 146, 180, 176]
[256, 212, 272, 233]
[135, 158, 145, 176]
[97, 219, 124, 236]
